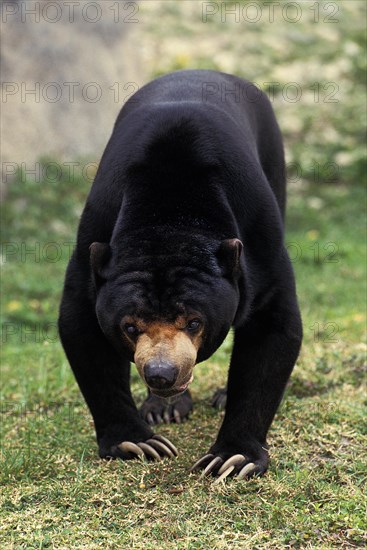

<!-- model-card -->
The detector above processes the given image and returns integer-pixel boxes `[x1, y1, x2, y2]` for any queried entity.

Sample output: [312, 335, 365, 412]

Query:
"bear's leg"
[59, 268, 177, 461]
[140, 389, 193, 425]
[211, 387, 227, 410]
[191, 293, 302, 481]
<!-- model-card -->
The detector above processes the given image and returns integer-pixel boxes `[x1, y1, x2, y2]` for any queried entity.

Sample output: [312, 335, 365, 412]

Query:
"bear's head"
[90, 236, 244, 398]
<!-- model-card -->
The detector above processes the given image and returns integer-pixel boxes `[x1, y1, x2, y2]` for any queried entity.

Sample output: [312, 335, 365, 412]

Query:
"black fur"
[59, 70, 302, 471]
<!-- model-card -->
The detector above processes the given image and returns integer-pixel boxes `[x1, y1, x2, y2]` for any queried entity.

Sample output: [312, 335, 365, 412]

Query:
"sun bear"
[59, 70, 302, 481]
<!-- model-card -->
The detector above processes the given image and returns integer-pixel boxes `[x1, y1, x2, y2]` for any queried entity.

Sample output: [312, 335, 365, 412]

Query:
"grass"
[1, 2, 366, 544]
[1, 160, 366, 549]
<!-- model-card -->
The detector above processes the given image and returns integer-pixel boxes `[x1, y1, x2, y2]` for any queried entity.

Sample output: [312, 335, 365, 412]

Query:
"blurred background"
[2, 0, 365, 346]
[1, 1, 366, 547]
[2, 0, 365, 179]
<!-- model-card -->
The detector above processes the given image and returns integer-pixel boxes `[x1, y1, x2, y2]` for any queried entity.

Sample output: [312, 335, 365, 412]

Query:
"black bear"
[59, 70, 302, 481]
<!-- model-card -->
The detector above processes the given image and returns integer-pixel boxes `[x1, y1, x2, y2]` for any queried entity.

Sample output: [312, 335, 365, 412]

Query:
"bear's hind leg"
[211, 387, 227, 410]
[140, 389, 193, 425]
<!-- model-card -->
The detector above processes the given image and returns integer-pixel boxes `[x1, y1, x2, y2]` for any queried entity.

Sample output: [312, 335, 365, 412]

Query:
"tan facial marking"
[126, 318, 203, 390]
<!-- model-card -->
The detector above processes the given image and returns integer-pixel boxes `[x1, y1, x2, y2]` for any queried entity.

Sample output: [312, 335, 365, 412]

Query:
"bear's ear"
[89, 242, 111, 287]
[217, 238, 243, 277]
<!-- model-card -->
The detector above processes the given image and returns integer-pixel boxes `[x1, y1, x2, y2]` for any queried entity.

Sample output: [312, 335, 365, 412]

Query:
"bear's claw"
[118, 434, 178, 461]
[118, 441, 145, 458]
[146, 409, 182, 425]
[189, 453, 214, 471]
[154, 434, 178, 456]
[191, 453, 258, 482]
[200, 456, 223, 478]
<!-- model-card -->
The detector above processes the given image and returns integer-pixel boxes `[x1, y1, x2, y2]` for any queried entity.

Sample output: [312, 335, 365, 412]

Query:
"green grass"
[1, 161, 366, 548]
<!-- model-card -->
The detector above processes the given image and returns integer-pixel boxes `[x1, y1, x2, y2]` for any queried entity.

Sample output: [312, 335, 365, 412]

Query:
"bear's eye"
[186, 319, 202, 332]
[124, 323, 139, 337]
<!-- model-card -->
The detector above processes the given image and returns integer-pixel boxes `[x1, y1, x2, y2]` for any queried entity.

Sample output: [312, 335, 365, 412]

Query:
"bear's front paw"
[103, 434, 178, 462]
[190, 442, 269, 483]
[140, 390, 193, 425]
[211, 387, 227, 410]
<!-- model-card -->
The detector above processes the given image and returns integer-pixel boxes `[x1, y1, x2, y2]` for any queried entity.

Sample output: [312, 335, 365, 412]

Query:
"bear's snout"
[144, 360, 178, 390]
[133, 321, 199, 398]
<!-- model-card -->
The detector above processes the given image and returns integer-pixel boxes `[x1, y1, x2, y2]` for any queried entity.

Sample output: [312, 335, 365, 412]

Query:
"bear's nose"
[144, 360, 178, 389]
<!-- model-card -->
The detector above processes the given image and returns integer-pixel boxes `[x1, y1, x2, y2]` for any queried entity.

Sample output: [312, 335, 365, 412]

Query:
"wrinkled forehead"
[109, 268, 217, 317]
[123, 315, 192, 334]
